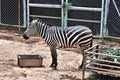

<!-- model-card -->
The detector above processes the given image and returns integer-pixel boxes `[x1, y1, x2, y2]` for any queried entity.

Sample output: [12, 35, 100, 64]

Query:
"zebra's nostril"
[23, 34, 29, 39]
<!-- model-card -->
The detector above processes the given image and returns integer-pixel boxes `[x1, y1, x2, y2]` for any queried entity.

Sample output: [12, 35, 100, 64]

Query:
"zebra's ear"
[32, 19, 39, 24]
[36, 18, 39, 22]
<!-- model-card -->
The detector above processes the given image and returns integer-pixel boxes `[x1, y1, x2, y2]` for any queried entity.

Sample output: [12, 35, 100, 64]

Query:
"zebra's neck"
[37, 21, 48, 39]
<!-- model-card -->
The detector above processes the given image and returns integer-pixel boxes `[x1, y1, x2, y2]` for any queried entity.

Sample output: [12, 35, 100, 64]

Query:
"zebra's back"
[54, 26, 92, 48]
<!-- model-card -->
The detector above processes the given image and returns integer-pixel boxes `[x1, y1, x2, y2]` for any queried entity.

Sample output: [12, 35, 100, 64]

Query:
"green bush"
[99, 50, 120, 62]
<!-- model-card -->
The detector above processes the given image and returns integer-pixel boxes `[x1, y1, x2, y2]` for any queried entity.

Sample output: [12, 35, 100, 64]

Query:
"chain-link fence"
[107, 0, 120, 37]
[0, 0, 23, 25]
[29, 0, 103, 35]
[0, 0, 120, 37]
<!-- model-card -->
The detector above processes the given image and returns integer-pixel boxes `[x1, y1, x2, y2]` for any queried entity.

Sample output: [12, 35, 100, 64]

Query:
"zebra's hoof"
[78, 68, 82, 70]
[78, 65, 83, 70]
[50, 64, 54, 67]
[50, 64, 57, 70]
[52, 67, 57, 70]
[50, 65, 53, 67]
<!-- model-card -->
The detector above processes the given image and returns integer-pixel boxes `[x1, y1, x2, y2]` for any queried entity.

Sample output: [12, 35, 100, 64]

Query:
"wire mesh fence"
[0, 0, 119, 37]
[107, 0, 120, 37]
[0, 0, 23, 25]
[29, 0, 103, 35]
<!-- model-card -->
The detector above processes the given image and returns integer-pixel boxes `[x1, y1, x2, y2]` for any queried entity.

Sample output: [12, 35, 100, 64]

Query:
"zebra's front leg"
[50, 45, 58, 70]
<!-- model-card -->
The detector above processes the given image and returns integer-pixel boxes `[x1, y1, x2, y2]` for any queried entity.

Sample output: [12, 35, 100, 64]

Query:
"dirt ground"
[0, 29, 120, 80]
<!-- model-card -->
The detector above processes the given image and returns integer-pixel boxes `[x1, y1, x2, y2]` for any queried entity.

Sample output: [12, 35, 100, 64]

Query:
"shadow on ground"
[88, 73, 120, 80]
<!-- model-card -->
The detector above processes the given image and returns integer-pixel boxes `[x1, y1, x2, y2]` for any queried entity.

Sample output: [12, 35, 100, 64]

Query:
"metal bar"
[0, 0, 1, 24]
[82, 51, 87, 80]
[30, 15, 61, 19]
[87, 58, 120, 65]
[61, 0, 64, 27]
[112, 0, 120, 17]
[28, 3, 102, 12]
[85, 44, 99, 52]
[100, 0, 105, 37]
[67, 18, 101, 23]
[29, 3, 62, 8]
[30, 15, 101, 23]
[103, 0, 110, 36]
[27, 0, 30, 27]
[69, 6, 102, 12]
[86, 52, 120, 58]
[91, 62, 120, 69]
[64, 0, 68, 28]
[87, 66, 120, 74]
[18, 0, 21, 32]
[23, 0, 26, 27]
[86, 69, 120, 77]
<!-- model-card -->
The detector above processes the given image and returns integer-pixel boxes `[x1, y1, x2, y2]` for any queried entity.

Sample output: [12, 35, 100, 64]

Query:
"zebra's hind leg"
[50, 45, 58, 70]
[78, 46, 87, 69]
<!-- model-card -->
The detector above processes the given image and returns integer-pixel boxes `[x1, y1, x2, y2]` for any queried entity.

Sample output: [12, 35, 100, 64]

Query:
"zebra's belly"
[56, 40, 78, 48]
[56, 41, 68, 48]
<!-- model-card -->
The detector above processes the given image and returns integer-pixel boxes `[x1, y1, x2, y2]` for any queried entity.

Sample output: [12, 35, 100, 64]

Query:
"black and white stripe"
[23, 19, 93, 70]
[36, 21, 92, 48]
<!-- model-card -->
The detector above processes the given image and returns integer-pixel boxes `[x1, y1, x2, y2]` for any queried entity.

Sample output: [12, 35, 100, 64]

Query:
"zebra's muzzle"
[23, 34, 29, 39]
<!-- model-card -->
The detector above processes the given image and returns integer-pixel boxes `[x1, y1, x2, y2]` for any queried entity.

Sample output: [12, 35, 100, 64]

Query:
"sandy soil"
[0, 32, 91, 80]
[0, 30, 120, 80]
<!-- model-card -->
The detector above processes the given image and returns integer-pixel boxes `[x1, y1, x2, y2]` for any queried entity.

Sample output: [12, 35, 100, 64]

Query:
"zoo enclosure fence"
[0, 0, 120, 37]
[82, 44, 120, 80]
[27, 0, 105, 37]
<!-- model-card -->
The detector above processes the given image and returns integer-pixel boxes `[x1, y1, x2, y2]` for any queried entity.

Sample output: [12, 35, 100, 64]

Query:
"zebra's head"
[23, 19, 38, 39]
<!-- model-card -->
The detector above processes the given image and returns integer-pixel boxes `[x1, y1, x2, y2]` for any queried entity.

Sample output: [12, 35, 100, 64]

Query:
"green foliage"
[63, 2, 72, 7]
[99, 50, 120, 62]
[103, 50, 120, 56]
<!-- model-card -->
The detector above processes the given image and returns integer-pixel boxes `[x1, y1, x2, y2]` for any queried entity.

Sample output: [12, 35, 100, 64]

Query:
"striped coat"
[37, 23, 92, 48]
[23, 19, 93, 70]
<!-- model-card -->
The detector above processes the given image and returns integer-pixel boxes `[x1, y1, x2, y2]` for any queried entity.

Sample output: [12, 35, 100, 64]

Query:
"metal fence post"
[27, 0, 30, 27]
[23, 0, 27, 27]
[112, 0, 120, 17]
[0, 0, 1, 24]
[100, 0, 105, 38]
[18, 0, 21, 32]
[61, 0, 64, 27]
[82, 51, 87, 80]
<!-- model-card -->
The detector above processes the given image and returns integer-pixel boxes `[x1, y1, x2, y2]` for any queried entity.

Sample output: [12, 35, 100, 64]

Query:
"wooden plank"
[85, 44, 99, 52]
[104, 36, 120, 43]
[86, 52, 120, 58]
[86, 66, 120, 74]
[89, 62, 120, 69]
[87, 58, 120, 65]
[86, 69, 120, 77]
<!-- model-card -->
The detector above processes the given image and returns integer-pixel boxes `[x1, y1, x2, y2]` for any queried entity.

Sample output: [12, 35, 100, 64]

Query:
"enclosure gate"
[82, 45, 120, 80]
[27, 0, 107, 37]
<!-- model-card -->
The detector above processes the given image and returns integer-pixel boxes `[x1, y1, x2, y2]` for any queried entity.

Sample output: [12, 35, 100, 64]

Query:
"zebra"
[23, 19, 92, 70]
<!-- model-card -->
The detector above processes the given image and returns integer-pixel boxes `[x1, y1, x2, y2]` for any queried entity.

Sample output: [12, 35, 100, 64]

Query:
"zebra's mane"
[32, 19, 38, 24]
[37, 20, 52, 28]
[32, 19, 62, 29]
